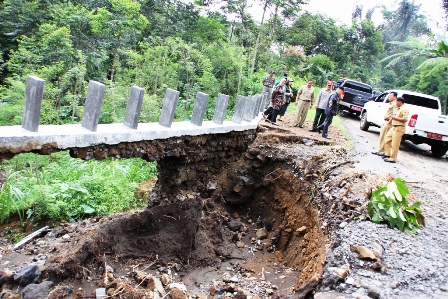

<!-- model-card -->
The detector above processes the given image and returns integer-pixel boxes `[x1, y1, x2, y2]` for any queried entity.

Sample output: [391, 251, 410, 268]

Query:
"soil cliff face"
[43, 122, 359, 298]
[2, 114, 373, 298]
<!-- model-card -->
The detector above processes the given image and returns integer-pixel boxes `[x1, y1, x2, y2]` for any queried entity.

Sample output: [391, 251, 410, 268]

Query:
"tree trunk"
[444, 91, 447, 115]
[162, 0, 170, 43]
[72, 77, 78, 123]
[269, 4, 278, 43]
[237, 51, 243, 95]
[56, 77, 61, 125]
[250, 1, 268, 74]
[110, 35, 121, 82]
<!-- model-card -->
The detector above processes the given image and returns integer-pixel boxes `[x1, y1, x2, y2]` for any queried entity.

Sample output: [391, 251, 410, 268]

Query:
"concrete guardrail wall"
[0, 76, 268, 156]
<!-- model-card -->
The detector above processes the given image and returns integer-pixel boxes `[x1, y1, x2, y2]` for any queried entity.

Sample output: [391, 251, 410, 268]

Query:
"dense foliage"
[0, 152, 157, 224]
[0, 0, 446, 124]
[0, 0, 446, 225]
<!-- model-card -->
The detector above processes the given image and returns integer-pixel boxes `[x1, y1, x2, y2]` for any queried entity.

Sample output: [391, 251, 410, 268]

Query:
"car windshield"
[402, 94, 439, 109]
[376, 94, 388, 102]
[344, 82, 372, 93]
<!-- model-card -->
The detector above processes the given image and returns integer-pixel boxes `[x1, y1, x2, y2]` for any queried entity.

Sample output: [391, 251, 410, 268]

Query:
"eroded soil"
[2, 112, 445, 299]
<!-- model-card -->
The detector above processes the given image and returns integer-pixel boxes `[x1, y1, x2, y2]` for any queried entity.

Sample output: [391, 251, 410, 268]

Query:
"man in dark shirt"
[317, 86, 343, 139]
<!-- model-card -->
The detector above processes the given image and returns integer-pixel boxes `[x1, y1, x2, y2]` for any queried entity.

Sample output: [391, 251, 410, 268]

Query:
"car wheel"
[360, 111, 370, 131]
[431, 144, 448, 157]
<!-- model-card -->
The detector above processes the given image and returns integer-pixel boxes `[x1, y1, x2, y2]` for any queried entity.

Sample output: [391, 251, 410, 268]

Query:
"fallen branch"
[163, 215, 177, 221]
[256, 168, 284, 187]
[79, 265, 92, 274]
[13, 226, 49, 250]
[323, 160, 352, 174]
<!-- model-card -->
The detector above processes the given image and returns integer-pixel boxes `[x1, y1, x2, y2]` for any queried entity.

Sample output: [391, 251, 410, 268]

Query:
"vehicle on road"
[334, 79, 374, 115]
[360, 90, 448, 157]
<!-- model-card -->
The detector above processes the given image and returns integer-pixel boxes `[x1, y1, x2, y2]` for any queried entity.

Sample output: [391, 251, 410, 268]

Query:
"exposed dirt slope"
[1, 114, 382, 298]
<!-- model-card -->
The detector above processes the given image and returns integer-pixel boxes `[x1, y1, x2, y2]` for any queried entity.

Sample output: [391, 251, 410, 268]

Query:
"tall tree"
[250, 0, 305, 73]
[0, 0, 54, 83]
[286, 13, 342, 59]
[380, 0, 430, 43]
[380, 37, 448, 112]
[90, 0, 148, 81]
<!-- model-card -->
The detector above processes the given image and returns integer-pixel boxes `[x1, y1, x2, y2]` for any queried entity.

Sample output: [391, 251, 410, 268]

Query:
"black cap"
[269, 70, 275, 74]
[396, 96, 405, 103]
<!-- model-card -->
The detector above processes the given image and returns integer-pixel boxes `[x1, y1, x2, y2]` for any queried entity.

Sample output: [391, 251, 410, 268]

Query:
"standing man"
[262, 70, 276, 108]
[317, 86, 343, 139]
[372, 92, 398, 156]
[294, 79, 314, 128]
[310, 81, 333, 132]
[383, 97, 409, 163]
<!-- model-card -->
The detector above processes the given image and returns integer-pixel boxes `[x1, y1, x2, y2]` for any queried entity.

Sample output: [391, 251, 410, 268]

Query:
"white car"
[360, 90, 448, 157]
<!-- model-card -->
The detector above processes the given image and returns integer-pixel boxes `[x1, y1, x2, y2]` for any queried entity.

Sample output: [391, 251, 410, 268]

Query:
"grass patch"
[287, 96, 354, 148]
[332, 115, 354, 149]
[0, 151, 157, 224]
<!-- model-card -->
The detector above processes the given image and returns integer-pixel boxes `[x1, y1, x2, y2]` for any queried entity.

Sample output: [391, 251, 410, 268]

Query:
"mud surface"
[1, 112, 447, 299]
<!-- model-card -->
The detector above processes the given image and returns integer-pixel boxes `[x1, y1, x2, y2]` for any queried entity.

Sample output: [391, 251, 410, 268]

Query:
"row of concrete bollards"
[21, 76, 268, 133]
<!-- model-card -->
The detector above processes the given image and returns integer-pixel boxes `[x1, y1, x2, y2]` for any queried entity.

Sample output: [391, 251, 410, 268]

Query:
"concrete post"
[159, 88, 180, 128]
[253, 94, 262, 118]
[191, 92, 209, 126]
[22, 76, 45, 132]
[212, 93, 229, 124]
[263, 91, 270, 109]
[260, 92, 268, 112]
[243, 96, 256, 122]
[123, 86, 145, 129]
[232, 95, 245, 124]
[81, 80, 105, 132]
[250, 95, 259, 119]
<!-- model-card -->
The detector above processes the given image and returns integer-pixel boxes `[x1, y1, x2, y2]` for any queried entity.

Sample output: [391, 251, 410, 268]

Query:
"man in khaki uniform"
[372, 91, 398, 156]
[262, 70, 276, 108]
[293, 79, 314, 128]
[382, 96, 409, 163]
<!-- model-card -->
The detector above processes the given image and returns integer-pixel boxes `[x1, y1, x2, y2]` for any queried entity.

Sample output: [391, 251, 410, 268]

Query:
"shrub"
[367, 178, 424, 234]
[0, 151, 157, 223]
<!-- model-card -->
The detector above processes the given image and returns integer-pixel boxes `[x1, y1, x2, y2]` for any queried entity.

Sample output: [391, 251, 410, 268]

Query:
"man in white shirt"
[310, 81, 333, 132]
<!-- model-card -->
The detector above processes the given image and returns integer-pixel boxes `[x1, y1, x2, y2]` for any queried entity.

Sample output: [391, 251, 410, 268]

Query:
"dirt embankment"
[1, 115, 381, 298]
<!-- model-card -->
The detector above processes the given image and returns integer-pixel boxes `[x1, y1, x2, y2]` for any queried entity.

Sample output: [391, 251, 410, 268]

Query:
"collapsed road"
[0, 112, 447, 299]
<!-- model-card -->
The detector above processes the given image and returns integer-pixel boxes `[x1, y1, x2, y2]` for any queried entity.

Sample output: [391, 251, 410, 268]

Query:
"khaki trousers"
[384, 126, 405, 162]
[294, 100, 311, 126]
[377, 122, 392, 154]
[263, 86, 273, 108]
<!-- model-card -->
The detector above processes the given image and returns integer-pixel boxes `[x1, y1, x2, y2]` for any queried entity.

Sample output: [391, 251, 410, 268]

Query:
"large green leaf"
[394, 178, 409, 198]
[389, 206, 397, 218]
[81, 204, 95, 214]
[398, 209, 407, 222]
[396, 216, 405, 231]
[372, 213, 384, 223]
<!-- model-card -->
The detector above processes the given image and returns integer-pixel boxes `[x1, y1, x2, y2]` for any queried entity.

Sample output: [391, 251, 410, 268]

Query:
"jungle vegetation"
[0, 0, 447, 227]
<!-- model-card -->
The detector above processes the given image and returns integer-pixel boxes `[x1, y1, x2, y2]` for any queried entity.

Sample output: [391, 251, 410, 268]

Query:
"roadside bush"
[367, 178, 424, 234]
[0, 151, 157, 223]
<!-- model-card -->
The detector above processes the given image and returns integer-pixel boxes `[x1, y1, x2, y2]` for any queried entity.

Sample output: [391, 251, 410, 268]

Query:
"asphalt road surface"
[341, 113, 448, 191]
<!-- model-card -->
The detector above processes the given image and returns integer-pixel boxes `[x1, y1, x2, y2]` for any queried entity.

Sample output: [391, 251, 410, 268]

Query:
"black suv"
[334, 79, 373, 115]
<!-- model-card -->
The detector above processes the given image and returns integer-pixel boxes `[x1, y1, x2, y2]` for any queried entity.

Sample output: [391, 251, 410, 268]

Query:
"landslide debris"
[0, 116, 378, 298]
